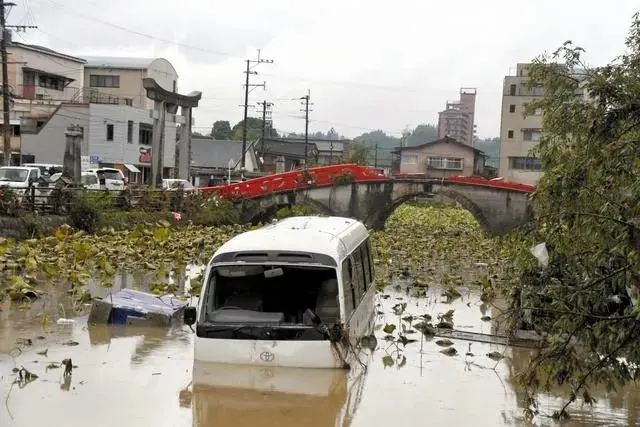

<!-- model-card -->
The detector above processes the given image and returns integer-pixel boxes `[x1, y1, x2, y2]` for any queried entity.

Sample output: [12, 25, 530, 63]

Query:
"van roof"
[213, 216, 368, 262]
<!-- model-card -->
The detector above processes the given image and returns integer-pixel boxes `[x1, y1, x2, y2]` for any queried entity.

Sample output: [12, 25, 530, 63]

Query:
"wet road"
[2, 277, 638, 427]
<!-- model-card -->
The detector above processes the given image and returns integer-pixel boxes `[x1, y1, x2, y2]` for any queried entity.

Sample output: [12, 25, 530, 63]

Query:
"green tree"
[504, 13, 640, 421]
[346, 141, 371, 165]
[231, 117, 279, 140]
[211, 120, 231, 140]
[406, 124, 438, 146]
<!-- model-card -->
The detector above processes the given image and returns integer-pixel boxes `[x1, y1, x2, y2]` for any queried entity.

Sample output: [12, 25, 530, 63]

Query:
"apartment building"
[81, 57, 178, 109]
[2, 36, 86, 163]
[21, 103, 178, 184]
[437, 88, 477, 147]
[15, 50, 182, 183]
[498, 63, 544, 185]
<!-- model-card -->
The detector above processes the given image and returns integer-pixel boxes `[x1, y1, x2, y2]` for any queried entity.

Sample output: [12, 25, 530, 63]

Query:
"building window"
[509, 104, 516, 113]
[509, 157, 541, 171]
[509, 84, 516, 96]
[507, 130, 514, 139]
[427, 156, 463, 171]
[124, 98, 133, 106]
[127, 121, 133, 144]
[401, 153, 418, 165]
[522, 103, 543, 116]
[90, 74, 120, 88]
[106, 124, 114, 141]
[139, 123, 153, 145]
[523, 128, 542, 141]
[38, 75, 65, 91]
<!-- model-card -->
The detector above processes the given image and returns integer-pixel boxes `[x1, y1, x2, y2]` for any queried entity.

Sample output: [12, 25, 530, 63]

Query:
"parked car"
[162, 179, 196, 192]
[22, 163, 63, 178]
[50, 172, 102, 190]
[0, 166, 52, 203]
[83, 168, 126, 191]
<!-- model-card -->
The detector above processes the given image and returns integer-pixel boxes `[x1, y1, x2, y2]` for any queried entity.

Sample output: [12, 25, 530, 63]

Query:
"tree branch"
[555, 324, 639, 419]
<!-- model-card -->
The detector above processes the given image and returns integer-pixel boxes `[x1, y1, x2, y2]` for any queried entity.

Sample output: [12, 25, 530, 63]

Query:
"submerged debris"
[440, 347, 458, 356]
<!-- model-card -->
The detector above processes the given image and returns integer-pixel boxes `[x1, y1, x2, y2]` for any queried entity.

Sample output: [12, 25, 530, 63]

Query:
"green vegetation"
[275, 204, 317, 219]
[501, 13, 640, 420]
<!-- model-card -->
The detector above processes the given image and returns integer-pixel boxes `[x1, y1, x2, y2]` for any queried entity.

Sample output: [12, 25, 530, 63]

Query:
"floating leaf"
[36, 349, 48, 356]
[436, 321, 454, 329]
[435, 339, 454, 347]
[414, 321, 436, 336]
[481, 316, 492, 322]
[397, 335, 417, 347]
[487, 351, 505, 361]
[382, 324, 396, 334]
[441, 347, 458, 356]
[382, 355, 394, 368]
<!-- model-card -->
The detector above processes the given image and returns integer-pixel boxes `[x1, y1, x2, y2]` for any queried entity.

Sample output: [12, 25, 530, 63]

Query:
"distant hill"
[475, 137, 500, 167]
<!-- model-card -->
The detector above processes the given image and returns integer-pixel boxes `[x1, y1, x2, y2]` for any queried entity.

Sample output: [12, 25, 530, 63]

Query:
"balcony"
[12, 84, 80, 104]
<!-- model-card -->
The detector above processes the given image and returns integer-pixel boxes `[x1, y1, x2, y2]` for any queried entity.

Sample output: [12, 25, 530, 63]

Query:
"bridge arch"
[240, 191, 335, 224]
[365, 188, 490, 232]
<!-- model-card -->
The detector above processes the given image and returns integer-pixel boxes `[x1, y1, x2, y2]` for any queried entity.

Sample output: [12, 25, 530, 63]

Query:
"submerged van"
[184, 216, 377, 369]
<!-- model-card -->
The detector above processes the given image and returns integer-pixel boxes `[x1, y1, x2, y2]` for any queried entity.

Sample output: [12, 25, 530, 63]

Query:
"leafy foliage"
[211, 120, 232, 140]
[346, 141, 372, 165]
[502, 13, 640, 420]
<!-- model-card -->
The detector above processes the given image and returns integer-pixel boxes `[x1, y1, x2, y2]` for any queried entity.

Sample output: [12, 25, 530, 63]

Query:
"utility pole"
[300, 90, 312, 167]
[257, 100, 273, 168]
[374, 143, 378, 167]
[241, 49, 273, 170]
[1, 2, 35, 166]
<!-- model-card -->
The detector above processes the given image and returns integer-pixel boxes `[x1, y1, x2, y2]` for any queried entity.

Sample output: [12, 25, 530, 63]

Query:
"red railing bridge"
[200, 164, 535, 200]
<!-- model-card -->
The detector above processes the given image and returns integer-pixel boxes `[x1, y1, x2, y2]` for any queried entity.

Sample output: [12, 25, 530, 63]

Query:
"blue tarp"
[101, 289, 188, 325]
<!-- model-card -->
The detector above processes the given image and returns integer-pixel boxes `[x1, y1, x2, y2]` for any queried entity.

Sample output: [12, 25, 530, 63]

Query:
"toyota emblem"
[259, 351, 275, 362]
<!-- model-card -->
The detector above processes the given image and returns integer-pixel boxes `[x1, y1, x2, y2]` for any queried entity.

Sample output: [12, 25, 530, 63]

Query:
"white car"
[83, 168, 126, 191]
[22, 163, 63, 178]
[50, 172, 102, 190]
[162, 178, 196, 192]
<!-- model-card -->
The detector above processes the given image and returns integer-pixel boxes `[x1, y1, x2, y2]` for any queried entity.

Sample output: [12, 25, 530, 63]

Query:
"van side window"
[367, 239, 375, 280]
[361, 242, 371, 288]
[351, 247, 366, 297]
[341, 258, 355, 316]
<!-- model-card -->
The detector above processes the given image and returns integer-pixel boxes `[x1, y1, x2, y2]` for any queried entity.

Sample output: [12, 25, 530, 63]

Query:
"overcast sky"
[10, 0, 640, 139]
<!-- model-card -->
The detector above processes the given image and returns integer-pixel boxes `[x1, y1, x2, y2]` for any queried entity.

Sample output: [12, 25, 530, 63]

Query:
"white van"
[184, 216, 377, 369]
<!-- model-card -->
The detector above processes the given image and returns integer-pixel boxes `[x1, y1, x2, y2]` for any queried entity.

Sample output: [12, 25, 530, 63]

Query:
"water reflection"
[189, 362, 366, 427]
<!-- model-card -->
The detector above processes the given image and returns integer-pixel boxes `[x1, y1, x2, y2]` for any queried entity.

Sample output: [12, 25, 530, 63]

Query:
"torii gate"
[142, 78, 202, 187]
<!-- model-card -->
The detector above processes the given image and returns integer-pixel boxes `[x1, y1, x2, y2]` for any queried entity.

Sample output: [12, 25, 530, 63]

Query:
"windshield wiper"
[200, 324, 262, 338]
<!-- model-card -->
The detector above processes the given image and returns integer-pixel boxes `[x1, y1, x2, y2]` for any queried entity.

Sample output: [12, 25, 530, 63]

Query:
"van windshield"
[199, 264, 339, 339]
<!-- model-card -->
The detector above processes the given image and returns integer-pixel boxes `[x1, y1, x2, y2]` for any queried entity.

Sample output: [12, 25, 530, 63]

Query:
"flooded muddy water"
[2, 273, 640, 426]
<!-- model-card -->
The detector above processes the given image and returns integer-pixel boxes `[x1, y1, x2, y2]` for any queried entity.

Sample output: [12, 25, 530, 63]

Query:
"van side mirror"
[184, 306, 197, 325]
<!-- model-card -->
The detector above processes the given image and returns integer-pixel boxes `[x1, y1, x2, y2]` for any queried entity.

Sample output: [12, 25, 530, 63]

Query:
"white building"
[21, 103, 177, 184]
[81, 56, 178, 109]
[2, 37, 86, 163]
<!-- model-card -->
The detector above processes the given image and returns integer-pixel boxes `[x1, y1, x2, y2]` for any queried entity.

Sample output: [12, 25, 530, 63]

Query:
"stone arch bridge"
[236, 179, 533, 236]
